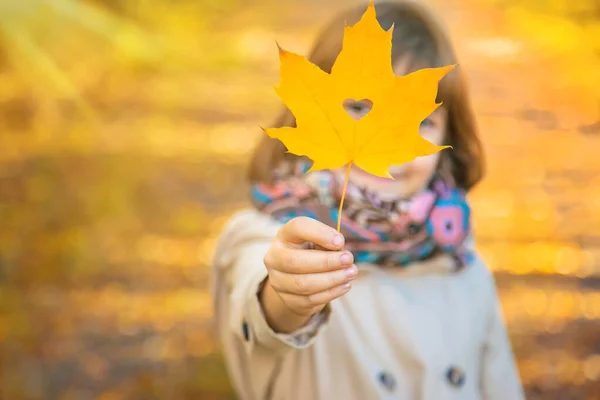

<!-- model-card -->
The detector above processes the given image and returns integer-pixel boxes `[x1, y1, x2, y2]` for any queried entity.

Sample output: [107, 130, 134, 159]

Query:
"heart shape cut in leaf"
[342, 99, 373, 120]
[262, 0, 454, 230]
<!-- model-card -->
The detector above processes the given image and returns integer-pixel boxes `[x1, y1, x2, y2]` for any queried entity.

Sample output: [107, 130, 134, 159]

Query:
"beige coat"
[211, 210, 525, 400]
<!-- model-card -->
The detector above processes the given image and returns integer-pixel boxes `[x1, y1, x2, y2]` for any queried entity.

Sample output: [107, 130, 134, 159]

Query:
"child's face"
[335, 57, 448, 199]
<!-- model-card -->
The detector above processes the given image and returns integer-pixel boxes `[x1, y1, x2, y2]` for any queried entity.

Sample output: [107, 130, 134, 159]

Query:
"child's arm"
[212, 211, 355, 353]
[211, 211, 355, 398]
[480, 282, 525, 400]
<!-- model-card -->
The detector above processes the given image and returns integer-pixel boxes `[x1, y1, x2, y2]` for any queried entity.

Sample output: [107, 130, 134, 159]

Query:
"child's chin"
[390, 170, 409, 180]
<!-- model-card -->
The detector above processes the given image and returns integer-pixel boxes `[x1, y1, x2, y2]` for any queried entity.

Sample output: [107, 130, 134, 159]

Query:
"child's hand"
[262, 217, 357, 321]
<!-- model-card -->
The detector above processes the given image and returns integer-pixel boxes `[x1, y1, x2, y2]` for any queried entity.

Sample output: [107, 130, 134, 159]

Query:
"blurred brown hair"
[248, 0, 485, 191]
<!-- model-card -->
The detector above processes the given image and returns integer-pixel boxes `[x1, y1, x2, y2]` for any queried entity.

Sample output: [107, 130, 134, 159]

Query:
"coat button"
[446, 366, 465, 388]
[242, 319, 250, 341]
[377, 371, 396, 392]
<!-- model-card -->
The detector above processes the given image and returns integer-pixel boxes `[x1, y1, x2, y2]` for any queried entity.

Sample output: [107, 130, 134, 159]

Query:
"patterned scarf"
[251, 162, 473, 269]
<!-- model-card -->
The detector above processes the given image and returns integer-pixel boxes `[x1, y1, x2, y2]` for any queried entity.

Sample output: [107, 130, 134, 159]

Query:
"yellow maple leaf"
[264, 0, 454, 230]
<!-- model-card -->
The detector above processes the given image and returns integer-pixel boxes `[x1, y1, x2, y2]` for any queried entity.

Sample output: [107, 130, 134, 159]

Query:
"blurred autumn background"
[1, 0, 599, 398]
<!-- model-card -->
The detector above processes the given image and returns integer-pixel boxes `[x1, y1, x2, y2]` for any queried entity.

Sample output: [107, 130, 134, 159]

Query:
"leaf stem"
[337, 161, 352, 232]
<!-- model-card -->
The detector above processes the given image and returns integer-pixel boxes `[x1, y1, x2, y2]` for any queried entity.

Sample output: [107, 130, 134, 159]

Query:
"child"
[211, 1, 524, 399]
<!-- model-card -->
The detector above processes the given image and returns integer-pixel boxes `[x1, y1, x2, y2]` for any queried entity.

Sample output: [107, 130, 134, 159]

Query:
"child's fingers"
[269, 265, 358, 296]
[277, 217, 344, 251]
[278, 281, 353, 312]
[265, 247, 354, 274]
